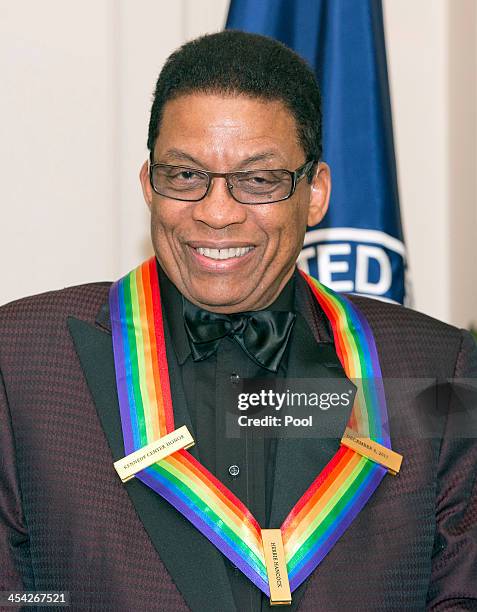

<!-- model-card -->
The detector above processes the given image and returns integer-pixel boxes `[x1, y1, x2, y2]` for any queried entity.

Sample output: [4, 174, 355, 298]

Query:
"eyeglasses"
[149, 159, 317, 205]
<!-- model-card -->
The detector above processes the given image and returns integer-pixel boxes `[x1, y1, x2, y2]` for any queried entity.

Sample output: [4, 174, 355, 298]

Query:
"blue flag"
[226, 0, 407, 303]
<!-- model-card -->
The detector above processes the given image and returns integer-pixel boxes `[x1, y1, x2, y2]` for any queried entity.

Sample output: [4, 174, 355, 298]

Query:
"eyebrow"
[158, 149, 286, 170]
[159, 149, 204, 166]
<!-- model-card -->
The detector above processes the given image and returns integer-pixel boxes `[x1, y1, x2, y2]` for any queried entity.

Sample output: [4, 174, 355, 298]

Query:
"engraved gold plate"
[261, 529, 292, 606]
[341, 427, 403, 475]
[113, 425, 195, 483]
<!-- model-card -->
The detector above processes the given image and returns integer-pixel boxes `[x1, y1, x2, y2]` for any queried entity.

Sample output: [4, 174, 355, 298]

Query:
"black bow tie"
[182, 300, 296, 372]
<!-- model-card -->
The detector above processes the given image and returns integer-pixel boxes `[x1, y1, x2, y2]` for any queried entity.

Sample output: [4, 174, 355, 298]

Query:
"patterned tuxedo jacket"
[0, 272, 476, 611]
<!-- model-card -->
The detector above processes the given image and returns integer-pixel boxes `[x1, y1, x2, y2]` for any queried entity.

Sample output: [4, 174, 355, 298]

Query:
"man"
[0, 31, 476, 611]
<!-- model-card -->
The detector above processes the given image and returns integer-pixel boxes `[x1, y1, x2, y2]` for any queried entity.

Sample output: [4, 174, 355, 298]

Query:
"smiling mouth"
[194, 246, 254, 260]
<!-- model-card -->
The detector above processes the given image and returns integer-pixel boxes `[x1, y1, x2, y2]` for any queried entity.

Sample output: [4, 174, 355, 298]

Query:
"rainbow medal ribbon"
[109, 258, 402, 605]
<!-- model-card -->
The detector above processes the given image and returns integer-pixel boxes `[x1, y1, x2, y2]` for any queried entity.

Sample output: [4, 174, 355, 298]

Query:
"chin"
[187, 286, 255, 311]
[183, 278, 244, 305]
[189, 291, 244, 310]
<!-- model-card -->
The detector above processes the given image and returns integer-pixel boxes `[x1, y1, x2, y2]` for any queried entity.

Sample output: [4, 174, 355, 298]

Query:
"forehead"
[153, 93, 304, 168]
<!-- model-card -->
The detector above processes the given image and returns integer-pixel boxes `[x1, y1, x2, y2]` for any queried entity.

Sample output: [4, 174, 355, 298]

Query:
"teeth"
[195, 246, 253, 260]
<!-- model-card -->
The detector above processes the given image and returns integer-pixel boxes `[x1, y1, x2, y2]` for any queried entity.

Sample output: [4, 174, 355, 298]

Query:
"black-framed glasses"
[149, 159, 317, 205]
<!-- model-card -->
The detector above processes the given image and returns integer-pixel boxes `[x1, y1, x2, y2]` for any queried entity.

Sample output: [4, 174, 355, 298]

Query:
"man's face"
[140, 93, 330, 313]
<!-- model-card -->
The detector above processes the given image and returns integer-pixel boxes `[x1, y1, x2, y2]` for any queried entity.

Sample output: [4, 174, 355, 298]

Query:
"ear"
[307, 162, 331, 227]
[139, 160, 153, 210]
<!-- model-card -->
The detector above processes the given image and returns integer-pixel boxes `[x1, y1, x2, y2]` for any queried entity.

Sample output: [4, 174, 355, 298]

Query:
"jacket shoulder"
[0, 282, 111, 331]
[347, 294, 459, 337]
[346, 294, 470, 377]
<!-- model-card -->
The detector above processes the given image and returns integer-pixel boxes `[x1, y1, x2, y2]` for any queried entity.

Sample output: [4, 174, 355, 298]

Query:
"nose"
[191, 176, 247, 229]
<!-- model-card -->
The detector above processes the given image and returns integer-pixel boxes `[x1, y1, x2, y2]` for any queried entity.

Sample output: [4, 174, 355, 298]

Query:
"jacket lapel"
[267, 275, 355, 611]
[67, 315, 236, 612]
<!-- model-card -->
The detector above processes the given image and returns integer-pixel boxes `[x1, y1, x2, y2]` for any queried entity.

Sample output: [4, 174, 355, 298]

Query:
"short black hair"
[147, 30, 322, 167]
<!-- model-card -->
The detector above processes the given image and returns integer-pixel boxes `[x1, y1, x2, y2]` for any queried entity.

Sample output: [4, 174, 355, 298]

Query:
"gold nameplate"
[114, 425, 195, 483]
[261, 529, 292, 606]
[341, 427, 403, 475]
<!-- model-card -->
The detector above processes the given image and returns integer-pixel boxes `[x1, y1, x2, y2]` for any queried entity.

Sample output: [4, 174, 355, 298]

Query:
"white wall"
[1, 0, 476, 328]
[383, 0, 477, 326]
[1, 1, 117, 298]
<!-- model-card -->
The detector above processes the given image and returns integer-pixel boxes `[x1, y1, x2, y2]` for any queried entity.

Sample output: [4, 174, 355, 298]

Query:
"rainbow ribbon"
[109, 258, 391, 596]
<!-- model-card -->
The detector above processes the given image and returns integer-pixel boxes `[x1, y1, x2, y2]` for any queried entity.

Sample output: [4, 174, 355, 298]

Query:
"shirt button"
[228, 464, 240, 478]
[230, 373, 240, 384]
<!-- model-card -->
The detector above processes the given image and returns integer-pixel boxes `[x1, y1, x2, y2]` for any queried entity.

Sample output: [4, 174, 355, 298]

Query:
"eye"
[235, 170, 286, 193]
[160, 167, 206, 190]
[245, 173, 275, 183]
[152, 165, 208, 196]
[248, 175, 272, 184]
[171, 170, 201, 181]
